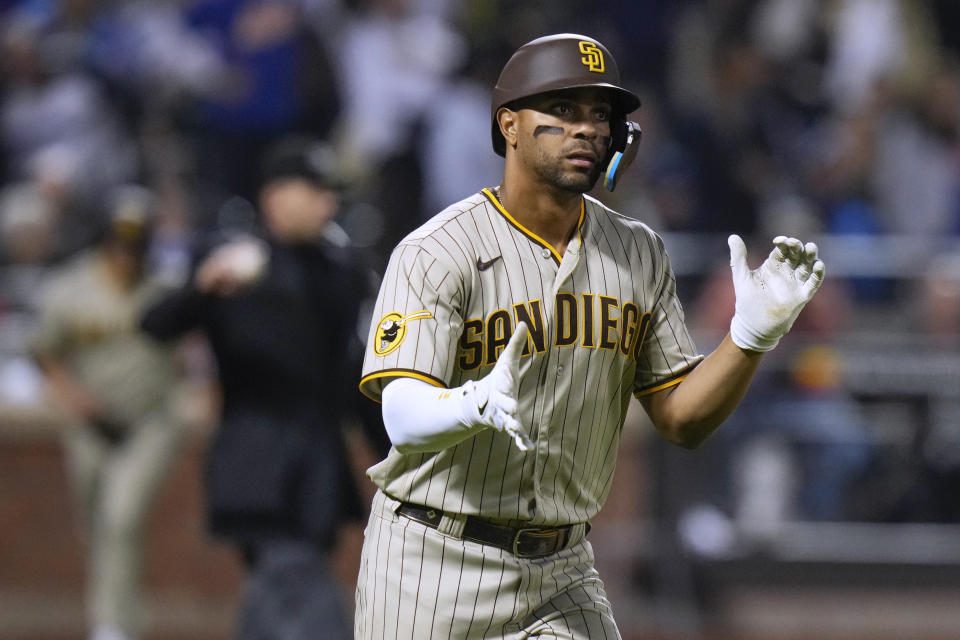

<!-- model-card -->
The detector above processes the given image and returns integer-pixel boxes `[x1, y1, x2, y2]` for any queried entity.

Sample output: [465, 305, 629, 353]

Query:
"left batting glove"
[728, 234, 825, 352]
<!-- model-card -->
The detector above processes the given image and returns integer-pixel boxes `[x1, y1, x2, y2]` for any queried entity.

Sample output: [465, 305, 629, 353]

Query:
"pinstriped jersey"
[359, 189, 703, 525]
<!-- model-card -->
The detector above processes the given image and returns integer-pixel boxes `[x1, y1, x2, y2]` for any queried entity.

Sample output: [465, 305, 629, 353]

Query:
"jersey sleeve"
[633, 238, 704, 397]
[359, 241, 465, 403]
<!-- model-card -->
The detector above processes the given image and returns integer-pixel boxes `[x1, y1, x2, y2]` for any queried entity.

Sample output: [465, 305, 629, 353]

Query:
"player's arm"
[640, 335, 761, 448]
[33, 354, 105, 422]
[640, 235, 825, 449]
[26, 282, 102, 421]
[380, 322, 534, 454]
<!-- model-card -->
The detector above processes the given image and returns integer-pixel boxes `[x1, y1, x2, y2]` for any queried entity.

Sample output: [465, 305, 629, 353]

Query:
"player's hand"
[728, 234, 825, 352]
[465, 321, 534, 451]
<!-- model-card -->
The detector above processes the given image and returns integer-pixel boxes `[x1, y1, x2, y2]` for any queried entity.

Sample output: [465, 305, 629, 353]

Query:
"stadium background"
[1, 0, 960, 638]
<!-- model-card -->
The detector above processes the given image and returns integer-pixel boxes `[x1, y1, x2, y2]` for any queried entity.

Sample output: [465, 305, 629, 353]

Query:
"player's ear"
[497, 107, 520, 152]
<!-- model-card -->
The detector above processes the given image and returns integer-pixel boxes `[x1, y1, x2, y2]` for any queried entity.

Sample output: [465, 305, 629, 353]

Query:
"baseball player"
[356, 34, 825, 639]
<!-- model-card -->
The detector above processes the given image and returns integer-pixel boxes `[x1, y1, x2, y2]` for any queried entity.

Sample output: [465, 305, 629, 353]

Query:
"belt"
[396, 502, 578, 558]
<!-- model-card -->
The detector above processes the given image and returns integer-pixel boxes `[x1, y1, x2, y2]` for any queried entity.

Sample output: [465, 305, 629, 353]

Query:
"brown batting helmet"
[491, 34, 641, 156]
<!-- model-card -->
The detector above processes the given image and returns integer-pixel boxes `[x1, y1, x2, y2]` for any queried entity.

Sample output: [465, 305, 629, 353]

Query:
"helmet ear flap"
[603, 120, 642, 191]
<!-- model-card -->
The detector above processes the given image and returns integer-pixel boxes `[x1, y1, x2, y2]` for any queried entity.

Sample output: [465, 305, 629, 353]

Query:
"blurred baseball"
[221, 238, 268, 283]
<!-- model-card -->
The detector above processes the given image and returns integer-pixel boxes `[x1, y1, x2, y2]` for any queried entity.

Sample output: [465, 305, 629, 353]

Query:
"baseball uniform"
[356, 188, 703, 638]
[30, 250, 183, 636]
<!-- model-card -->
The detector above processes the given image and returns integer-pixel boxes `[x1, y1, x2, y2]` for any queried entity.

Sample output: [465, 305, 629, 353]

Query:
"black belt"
[397, 502, 579, 558]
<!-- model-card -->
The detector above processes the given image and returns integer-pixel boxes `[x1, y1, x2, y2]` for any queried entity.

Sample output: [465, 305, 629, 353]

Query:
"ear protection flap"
[604, 120, 642, 191]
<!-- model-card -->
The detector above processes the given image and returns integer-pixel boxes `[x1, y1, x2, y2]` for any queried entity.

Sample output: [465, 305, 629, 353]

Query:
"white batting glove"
[728, 234, 825, 352]
[461, 321, 534, 452]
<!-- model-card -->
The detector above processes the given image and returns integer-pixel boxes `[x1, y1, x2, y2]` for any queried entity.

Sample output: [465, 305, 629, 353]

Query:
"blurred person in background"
[0, 10, 139, 253]
[180, 0, 341, 211]
[665, 6, 782, 237]
[819, 0, 959, 241]
[872, 60, 960, 238]
[899, 250, 960, 523]
[418, 37, 505, 217]
[141, 137, 385, 640]
[330, 0, 467, 261]
[920, 251, 960, 349]
[29, 185, 185, 640]
[332, 0, 465, 175]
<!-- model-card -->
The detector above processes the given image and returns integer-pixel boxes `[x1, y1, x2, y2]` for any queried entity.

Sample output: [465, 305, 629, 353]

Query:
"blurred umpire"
[142, 137, 384, 640]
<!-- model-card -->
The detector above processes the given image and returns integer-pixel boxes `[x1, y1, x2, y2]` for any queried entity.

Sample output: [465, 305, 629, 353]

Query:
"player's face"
[513, 88, 613, 193]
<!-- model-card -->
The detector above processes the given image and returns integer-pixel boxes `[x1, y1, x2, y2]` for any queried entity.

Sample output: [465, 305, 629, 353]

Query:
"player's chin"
[539, 161, 602, 193]
[558, 170, 601, 194]
[555, 163, 600, 193]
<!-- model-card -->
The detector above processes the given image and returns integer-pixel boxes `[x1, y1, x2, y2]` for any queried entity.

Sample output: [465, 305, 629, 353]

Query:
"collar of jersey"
[481, 188, 584, 265]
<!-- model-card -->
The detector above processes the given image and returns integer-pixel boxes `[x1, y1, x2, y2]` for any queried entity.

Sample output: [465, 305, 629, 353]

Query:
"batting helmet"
[490, 33, 641, 157]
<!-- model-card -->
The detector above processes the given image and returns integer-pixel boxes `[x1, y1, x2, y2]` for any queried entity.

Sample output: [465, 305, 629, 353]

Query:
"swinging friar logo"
[374, 310, 433, 356]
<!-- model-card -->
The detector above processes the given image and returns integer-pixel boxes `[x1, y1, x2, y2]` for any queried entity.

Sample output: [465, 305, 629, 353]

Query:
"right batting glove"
[461, 321, 534, 451]
[728, 234, 825, 352]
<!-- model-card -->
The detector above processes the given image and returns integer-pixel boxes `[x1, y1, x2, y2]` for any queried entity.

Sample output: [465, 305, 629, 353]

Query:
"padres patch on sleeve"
[374, 310, 433, 356]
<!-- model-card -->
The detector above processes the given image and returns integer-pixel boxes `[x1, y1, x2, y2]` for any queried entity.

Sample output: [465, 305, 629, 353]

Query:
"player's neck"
[496, 179, 581, 255]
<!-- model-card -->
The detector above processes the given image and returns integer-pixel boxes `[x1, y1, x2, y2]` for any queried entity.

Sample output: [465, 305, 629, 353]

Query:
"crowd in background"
[1, 0, 960, 552]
